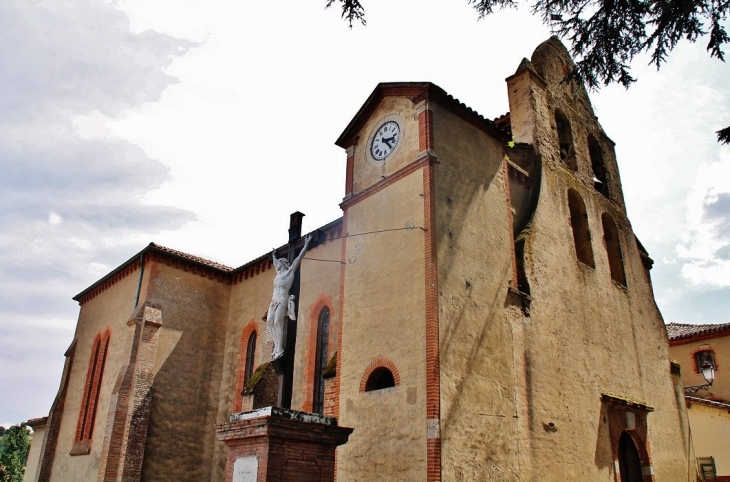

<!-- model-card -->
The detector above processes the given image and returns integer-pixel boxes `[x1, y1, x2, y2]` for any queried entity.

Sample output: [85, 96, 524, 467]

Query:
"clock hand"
[381, 136, 395, 148]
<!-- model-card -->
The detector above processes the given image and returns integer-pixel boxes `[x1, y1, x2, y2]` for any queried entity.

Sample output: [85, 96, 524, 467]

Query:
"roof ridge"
[149, 242, 234, 271]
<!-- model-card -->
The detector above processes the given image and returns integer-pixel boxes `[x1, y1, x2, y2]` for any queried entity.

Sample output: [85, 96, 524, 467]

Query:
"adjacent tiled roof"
[149, 243, 234, 272]
[666, 322, 730, 341]
[685, 396, 730, 410]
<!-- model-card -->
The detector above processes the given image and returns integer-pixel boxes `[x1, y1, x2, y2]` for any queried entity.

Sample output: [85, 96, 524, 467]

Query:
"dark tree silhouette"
[325, 0, 729, 143]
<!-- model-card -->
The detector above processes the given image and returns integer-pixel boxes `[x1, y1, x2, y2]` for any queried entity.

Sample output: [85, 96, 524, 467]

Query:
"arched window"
[364, 367, 396, 392]
[73, 330, 110, 452]
[555, 110, 577, 171]
[244, 331, 257, 384]
[601, 213, 626, 286]
[568, 189, 595, 268]
[312, 307, 330, 415]
[618, 431, 643, 482]
[588, 135, 609, 197]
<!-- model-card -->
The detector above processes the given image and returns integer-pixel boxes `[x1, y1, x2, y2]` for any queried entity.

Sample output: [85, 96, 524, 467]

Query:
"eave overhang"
[335, 82, 509, 149]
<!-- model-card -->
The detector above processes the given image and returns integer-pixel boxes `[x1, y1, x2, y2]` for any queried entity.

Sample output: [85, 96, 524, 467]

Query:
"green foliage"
[0, 423, 31, 482]
[243, 362, 270, 393]
[325, 0, 729, 142]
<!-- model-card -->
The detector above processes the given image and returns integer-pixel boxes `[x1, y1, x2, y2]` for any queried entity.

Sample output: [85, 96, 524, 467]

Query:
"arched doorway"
[618, 431, 643, 482]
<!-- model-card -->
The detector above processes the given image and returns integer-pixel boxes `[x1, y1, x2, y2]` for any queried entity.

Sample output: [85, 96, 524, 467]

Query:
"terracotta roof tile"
[666, 322, 730, 341]
[149, 243, 234, 272]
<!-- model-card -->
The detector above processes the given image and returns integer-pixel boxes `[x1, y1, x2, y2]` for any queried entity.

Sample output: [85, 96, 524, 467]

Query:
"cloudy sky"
[1, 0, 728, 427]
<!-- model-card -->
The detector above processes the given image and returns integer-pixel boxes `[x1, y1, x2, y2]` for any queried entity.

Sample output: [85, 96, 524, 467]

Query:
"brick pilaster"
[418, 100, 441, 482]
[97, 302, 162, 482]
[345, 145, 355, 197]
[36, 340, 76, 482]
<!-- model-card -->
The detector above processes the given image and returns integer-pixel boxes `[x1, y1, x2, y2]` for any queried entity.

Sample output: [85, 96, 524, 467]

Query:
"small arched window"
[364, 367, 396, 392]
[601, 213, 626, 286]
[568, 189, 595, 268]
[244, 331, 257, 384]
[312, 307, 330, 414]
[555, 110, 577, 171]
[588, 135, 609, 197]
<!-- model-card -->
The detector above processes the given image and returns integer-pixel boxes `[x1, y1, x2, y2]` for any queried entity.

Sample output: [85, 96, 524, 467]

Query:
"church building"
[25, 38, 692, 481]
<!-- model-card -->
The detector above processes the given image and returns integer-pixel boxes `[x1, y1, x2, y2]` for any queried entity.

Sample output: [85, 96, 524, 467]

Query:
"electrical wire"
[300, 226, 426, 264]
[328, 226, 427, 240]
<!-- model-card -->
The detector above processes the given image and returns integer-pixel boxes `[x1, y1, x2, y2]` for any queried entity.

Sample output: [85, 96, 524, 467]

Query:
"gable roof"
[335, 82, 509, 148]
[72, 218, 344, 304]
[666, 322, 730, 343]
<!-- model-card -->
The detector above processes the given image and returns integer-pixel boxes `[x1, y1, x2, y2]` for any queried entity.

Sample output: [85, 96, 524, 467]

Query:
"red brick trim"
[603, 398, 655, 482]
[72, 329, 110, 454]
[231, 259, 274, 285]
[689, 345, 719, 374]
[333, 213, 347, 419]
[418, 103, 433, 152]
[234, 320, 259, 412]
[302, 294, 335, 413]
[345, 146, 355, 197]
[419, 102, 442, 482]
[340, 154, 434, 211]
[333, 213, 347, 481]
[359, 358, 401, 392]
[76, 262, 139, 305]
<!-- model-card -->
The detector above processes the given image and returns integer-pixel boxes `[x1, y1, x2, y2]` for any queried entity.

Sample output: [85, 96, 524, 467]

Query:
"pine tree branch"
[718, 126, 730, 144]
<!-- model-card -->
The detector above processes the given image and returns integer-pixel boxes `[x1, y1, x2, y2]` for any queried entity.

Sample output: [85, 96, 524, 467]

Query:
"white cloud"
[48, 212, 62, 225]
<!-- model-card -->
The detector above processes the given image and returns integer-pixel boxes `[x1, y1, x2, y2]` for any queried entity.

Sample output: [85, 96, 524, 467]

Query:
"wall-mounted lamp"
[684, 360, 715, 396]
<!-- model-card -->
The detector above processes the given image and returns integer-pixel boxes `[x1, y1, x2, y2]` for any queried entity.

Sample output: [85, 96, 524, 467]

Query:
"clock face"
[370, 121, 400, 161]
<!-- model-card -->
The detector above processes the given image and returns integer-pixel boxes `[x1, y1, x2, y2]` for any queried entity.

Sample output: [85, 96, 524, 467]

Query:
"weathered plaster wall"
[431, 101, 522, 480]
[687, 401, 730, 476]
[23, 427, 45, 482]
[512, 38, 688, 480]
[670, 334, 730, 401]
[138, 261, 230, 481]
[49, 269, 140, 481]
[293, 233, 342, 412]
[351, 96, 419, 195]
[338, 169, 427, 481]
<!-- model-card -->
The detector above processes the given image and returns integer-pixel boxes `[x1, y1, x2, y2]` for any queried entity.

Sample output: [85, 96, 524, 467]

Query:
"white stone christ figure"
[268, 234, 311, 361]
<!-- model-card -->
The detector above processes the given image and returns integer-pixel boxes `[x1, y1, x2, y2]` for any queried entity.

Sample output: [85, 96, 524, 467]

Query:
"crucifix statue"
[266, 211, 312, 408]
[269, 233, 311, 361]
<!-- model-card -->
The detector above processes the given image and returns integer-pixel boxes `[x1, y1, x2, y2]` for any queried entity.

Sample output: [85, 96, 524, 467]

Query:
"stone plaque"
[233, 455, 258, 482]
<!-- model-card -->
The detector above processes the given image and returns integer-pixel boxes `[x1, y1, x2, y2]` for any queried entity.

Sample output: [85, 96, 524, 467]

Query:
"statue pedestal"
[217, 407, 353, 482]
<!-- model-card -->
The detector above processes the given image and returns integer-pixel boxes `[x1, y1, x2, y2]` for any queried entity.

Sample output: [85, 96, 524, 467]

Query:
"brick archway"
[234, 320, 258, 412]
[302, 293, 334, 412]
[359, 358, 401, 393]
